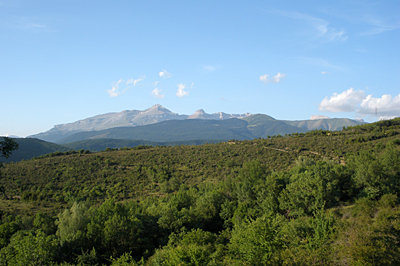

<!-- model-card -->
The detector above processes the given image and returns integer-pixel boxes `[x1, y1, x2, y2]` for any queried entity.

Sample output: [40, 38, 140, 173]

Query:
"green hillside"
[64, 139, 223, 151]
[0, 118, 399, 265]
[0, 138, 70, 163]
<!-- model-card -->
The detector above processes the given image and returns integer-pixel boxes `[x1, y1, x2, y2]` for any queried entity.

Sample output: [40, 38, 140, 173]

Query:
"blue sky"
[1, 0, 399, 137]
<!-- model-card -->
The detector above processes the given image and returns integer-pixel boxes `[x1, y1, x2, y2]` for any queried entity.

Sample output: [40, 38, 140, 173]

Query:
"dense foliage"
[0, 118, 400, 265]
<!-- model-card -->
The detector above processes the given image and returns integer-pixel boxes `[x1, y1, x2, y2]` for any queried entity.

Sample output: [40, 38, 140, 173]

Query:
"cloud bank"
[319, 88, 366, 112]
[319, 88, 400, 119]
[260, 73, 286, 84]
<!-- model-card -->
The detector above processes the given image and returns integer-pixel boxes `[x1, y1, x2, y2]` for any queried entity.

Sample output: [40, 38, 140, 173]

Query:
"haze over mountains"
[28, 104, 365, 144]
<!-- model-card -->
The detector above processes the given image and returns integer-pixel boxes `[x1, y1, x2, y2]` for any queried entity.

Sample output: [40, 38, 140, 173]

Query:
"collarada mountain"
[28, 104, 365, 143]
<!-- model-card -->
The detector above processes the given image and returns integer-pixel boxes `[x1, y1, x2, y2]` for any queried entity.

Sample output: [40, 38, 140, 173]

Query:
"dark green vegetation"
[0, 138, 19, 160]
[0, 118, 399, 265]
[1, 138, 223, 163]
[0, 138, 70, 163]
[63, 139, 223, 153]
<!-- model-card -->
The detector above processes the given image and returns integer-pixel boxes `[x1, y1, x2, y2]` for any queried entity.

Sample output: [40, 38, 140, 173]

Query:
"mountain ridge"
[28, 104, 365, 143]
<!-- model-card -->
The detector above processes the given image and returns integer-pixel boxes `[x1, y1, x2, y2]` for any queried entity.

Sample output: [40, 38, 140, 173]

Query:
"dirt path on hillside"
[264, 146, 345, 165]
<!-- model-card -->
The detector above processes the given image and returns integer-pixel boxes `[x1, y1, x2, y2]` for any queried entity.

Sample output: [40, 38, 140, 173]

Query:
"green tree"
[56, 202, 89, 244]
[0, 230, 58, 266]
[279, 161, 344, 217]
[228, 214, 284, 265]
[86, 199, 149, 261]
[0, 137, 18, 160]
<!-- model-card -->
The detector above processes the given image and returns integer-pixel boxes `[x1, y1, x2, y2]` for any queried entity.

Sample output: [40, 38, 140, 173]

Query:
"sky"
[1, 0, 399, 137]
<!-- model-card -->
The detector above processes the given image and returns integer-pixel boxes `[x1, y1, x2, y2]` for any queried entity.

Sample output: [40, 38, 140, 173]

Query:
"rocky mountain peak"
[142, 104, 173, 114]
[195, 109, 206, 114]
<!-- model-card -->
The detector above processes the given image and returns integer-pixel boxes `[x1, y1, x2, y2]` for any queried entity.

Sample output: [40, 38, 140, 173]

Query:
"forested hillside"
[0, 118, 399, 265]
[0, 138, 70, 163]
[0, 138, 223, 163]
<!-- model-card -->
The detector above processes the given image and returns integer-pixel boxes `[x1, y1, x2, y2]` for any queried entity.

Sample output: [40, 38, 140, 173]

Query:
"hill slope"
[0, 138, 70, 163]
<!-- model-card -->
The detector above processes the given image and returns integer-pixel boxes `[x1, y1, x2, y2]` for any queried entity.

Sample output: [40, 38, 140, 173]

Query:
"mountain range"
[29, 105, 252, 143]
[28, 104, 365, 144]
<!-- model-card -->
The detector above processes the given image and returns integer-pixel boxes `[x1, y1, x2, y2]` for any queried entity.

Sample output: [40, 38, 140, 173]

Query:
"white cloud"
[319, 89, 400, 118]
[152, 81, 159, 86]
[107, 79, 123, 97]
[159, 70, 171, 78]
[321, 71, 329, 75]
[259, 74, 269, 83]
[260, 73, 286, 84]
[126, 76, 144, 87]
[151, 88, 164, 99]
[190, 82, 194, 89]
[319, 88, 366, 112]
[176, 83, 189, 98]
[358, 94, 400, 117]
[107, 76, 144, 97]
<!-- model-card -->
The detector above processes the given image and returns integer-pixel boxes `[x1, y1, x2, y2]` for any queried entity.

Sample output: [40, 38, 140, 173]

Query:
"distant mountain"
[283, 118, 364, 131]
[57, 113, 360, 144]
[28, 104, 189, 142]
[57, 119, 254, 144]
[28, 104, 365, 143]
[28, 105, 251, 143]
[0, 138, 70, 163]
[188, 109, 251, 120]
[243, 114, 309, 137]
